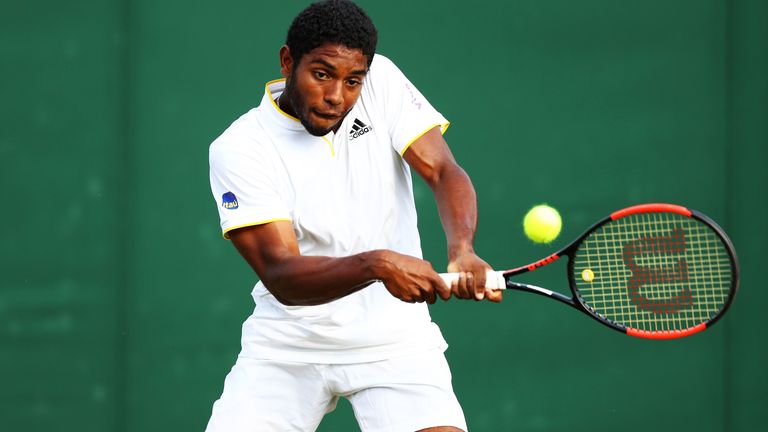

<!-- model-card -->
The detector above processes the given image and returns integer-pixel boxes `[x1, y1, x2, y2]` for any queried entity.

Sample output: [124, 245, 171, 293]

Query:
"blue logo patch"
[222, 192, 239, 210]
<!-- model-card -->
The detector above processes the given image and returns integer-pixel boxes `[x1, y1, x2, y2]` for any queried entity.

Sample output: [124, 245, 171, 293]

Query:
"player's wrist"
[360, 249, 393, 281]
[447, 243, 476, 262]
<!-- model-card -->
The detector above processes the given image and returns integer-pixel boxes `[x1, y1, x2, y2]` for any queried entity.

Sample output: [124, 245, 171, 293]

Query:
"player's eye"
[346, 78, 363, 87]
[314, 71, 330, 80]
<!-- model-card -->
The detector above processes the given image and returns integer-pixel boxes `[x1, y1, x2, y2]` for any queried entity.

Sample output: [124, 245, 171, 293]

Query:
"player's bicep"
[402, 126, 459, 188]
[228, 220, 299, 280]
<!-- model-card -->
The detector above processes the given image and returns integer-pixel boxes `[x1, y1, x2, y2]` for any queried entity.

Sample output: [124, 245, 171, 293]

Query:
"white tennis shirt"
[209, 54, 450, 363]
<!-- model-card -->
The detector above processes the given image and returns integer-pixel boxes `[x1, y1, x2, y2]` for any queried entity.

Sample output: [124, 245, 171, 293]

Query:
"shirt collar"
[261, 79, 335, 141]
[261, 79, 304, 131]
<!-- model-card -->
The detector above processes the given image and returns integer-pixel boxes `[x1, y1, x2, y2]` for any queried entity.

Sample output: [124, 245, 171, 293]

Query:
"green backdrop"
[1, 0, 766, 431]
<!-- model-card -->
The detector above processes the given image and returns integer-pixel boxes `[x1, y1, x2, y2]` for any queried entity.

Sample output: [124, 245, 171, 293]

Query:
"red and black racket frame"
[500, 204, 740, 340]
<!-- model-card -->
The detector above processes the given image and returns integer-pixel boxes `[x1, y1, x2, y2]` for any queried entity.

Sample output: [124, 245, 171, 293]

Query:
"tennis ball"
[523, 204, 562, 244]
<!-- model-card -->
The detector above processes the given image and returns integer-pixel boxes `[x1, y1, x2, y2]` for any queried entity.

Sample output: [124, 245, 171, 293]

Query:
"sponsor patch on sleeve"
[222, 192, 239, 210]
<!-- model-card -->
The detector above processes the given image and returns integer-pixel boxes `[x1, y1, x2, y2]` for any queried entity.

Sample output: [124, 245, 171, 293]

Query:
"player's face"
[279, 43, 368, 136]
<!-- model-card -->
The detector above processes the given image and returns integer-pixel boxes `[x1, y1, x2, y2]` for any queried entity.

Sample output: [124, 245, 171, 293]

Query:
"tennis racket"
[440, 203, 739, 339]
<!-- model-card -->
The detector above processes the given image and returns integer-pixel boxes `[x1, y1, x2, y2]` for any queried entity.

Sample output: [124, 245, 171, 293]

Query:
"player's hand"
[447, 252, 503, 302]
[375, 251, 451, 304]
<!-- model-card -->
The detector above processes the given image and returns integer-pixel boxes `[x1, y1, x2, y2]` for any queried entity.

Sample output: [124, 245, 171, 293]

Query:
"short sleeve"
[209, 136, 291, 239]
[367, 55, 450, 156]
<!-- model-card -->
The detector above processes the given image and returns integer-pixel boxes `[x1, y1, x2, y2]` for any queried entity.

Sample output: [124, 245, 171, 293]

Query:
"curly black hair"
[286, 0, 378, 67]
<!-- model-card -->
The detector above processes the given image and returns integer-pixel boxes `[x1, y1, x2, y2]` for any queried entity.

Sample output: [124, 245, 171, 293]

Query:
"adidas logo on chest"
[349, 118, 373, 140]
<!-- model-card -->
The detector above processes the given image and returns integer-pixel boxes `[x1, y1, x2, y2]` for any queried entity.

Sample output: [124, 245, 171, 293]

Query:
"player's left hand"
[447, 252, 503, 302]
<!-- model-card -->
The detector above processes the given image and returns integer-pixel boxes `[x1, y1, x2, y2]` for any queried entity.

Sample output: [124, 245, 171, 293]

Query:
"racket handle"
[438, 270, 506, 290]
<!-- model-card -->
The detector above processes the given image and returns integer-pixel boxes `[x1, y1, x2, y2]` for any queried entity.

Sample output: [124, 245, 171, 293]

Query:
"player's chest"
[277, 113, 397, 194]
[275, 115, 404, 237]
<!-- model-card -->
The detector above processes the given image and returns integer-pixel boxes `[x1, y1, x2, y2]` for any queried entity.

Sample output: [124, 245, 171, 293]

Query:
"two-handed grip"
[438, 270, 506, 290]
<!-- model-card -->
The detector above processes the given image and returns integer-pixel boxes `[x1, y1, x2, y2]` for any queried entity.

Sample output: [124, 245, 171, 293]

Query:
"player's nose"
[323, 82, 343, 106]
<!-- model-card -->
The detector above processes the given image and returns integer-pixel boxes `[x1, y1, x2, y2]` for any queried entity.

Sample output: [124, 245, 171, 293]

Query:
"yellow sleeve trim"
[222, 218, 292, 239]
[399, 121, 451, 157]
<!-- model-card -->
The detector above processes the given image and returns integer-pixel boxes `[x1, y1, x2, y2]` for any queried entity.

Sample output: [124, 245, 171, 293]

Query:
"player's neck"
[276, 94, 297, 119]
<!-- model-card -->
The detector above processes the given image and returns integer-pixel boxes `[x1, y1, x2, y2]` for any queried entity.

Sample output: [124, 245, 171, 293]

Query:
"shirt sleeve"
[209, 136, 291, 239]
[367, 54, 450, 156]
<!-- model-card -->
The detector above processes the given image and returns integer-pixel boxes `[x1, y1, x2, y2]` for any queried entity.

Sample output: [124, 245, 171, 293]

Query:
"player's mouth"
[312, 110, 344, 120]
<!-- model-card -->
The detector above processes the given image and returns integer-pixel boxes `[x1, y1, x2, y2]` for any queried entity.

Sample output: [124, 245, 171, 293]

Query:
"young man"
[206, 1, 502, 430]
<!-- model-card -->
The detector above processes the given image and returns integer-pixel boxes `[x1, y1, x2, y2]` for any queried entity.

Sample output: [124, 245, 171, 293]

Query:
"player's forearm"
[228, 222, 444, 305]
[429, 163, 479, 260]
[257, 250, 394, 306]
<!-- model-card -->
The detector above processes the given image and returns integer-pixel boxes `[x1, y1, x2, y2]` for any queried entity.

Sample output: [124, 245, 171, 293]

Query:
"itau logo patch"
[222, 192, 239, 210]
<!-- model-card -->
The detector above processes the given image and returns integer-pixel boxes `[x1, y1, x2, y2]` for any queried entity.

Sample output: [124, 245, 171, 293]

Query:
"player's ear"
[279, 45, 294, 78]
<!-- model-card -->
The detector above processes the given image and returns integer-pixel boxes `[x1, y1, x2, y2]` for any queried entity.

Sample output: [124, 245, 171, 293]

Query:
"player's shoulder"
[210, 108, 272, 163]
[368, 53, 401, 77]
[370, 53, 394, 69]
[210, 109, 268, 152]
[362, 53, 406, 101]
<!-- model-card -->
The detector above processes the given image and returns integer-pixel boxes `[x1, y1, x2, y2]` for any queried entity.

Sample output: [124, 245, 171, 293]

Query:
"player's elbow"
[260, 276, 300, 306]
[269, 289, 299, 306]
[263, 276, 325, 306]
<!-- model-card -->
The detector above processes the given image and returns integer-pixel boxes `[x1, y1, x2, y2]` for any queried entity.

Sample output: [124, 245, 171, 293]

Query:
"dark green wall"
[1, 1, 766, 431]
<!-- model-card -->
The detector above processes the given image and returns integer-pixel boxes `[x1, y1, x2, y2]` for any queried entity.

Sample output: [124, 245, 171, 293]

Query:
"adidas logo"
[349, 118, 373, 140]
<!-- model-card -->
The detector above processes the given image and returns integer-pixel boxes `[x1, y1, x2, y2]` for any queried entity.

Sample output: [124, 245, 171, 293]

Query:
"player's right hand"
[374, 250, 451, 304]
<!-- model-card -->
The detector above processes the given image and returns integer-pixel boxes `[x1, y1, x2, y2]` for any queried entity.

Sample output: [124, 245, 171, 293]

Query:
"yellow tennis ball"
[523, 204, 562, 244]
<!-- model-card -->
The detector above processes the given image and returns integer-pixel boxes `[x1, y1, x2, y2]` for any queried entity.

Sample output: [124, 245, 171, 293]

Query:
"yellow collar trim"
[265, 79, 300, 123]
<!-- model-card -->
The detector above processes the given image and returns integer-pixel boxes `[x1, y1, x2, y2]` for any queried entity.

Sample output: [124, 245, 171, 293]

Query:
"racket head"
[565, 204, 738, 339]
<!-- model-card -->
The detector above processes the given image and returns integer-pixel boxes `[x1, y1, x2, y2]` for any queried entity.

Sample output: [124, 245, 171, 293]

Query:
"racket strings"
[572, 212, 732, 332]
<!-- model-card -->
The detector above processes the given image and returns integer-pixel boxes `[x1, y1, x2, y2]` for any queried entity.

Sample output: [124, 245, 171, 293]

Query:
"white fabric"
[209, 54, 450, 364]
[205, 349, 467, 432]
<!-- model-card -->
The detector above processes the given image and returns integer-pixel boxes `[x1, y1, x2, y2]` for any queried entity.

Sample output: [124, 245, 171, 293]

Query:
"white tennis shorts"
[205, 348, 467, 432]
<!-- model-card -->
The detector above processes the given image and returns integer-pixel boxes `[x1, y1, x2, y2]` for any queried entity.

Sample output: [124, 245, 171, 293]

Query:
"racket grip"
[438, 270, 506, 290]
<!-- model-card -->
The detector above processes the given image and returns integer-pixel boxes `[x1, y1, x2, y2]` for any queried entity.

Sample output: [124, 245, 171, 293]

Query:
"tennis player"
[206, 1, 501, 430]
